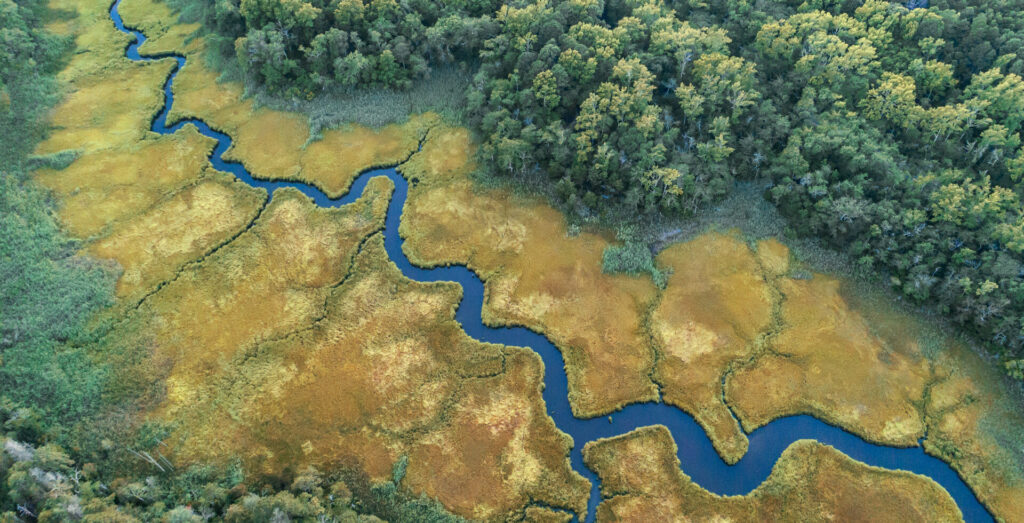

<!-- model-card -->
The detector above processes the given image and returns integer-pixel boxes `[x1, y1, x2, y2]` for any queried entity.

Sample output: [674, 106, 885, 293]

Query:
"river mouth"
[107, 1, 993, 520]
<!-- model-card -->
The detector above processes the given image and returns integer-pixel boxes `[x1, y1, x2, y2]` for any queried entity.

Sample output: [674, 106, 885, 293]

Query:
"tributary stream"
[108, 2, 994, 520]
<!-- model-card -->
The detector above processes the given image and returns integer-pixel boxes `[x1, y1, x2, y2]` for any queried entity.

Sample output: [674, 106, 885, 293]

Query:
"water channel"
[108, 2, 994, 520]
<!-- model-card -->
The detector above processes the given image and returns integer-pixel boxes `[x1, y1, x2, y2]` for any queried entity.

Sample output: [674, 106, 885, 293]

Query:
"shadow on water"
[107, 2, 993, 520]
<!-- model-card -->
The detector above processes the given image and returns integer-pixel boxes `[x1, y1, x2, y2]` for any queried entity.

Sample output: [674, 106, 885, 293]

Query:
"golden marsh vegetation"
[27, 0, 1024, 519]
[583, 426, 963, 521]
[28, 0, 592, 518]
[396, 129, 1024, 518]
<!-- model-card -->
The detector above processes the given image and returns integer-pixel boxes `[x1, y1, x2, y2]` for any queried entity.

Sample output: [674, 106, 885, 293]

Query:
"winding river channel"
[108, 2, 993, 520]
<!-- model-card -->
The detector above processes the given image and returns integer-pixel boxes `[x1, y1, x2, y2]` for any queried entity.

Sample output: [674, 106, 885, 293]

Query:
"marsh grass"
[252, 66, 472, 136]
[583, 426, 964, 521]
[705, 187, 1024, 499]
[362, 456, 463, 523]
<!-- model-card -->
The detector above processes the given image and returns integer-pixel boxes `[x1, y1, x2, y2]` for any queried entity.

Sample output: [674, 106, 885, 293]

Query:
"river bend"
[107, 2, 993, 520]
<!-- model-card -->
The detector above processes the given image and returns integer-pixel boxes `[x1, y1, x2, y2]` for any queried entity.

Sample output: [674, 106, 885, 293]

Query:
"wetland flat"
[8, 0, 1024, 520]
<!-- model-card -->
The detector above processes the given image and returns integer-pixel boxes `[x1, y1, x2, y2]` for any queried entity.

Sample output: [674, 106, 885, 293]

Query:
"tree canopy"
[180, 0, 1024, 379]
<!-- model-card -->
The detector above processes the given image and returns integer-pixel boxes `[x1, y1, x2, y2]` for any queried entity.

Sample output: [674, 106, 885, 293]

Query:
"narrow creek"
[108, 2, 993, 520]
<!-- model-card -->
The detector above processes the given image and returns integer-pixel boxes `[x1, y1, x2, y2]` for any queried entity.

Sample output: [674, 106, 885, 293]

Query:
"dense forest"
[177, 0, 1024, 380]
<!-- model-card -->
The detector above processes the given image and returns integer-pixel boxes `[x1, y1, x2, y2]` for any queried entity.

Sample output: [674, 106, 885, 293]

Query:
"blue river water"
[108, 2, 993, 520]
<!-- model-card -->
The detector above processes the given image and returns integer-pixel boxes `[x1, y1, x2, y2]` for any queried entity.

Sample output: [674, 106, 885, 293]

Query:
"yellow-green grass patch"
[583, 426, 962, 522]
[149, 231, 590, 519]
[86, 169, 265, 300]
[35, 60, 174, 156]
[35, 127, 215, 238]
[922, 341, 1024, 518]
[399, 127, 661, 418]
[726, 273, 932, 448]
[651, 232, 775, 464]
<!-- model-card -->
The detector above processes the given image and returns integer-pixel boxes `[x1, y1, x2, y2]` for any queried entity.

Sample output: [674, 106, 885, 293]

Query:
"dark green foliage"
[473, 0, 1024, 377]
[0, 0, 71, 164]
[0, 174, 116, 423]
[172, 0, 501, 96]
[362, 456, 463, 523]
[171, 0, 1024, 376]
[1, 404, 462, 521]
[750, 3, 1024, 375]
[470, 0, 763, 218]
[0, 0, 116, 431]
[603, 242, 667, 289]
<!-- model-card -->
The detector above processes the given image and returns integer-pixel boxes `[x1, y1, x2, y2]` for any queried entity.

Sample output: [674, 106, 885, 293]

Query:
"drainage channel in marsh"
[107, 2, 993, 521]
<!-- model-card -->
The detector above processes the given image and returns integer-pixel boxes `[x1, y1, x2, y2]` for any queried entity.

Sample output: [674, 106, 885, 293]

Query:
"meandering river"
[108, 2, 993, 520]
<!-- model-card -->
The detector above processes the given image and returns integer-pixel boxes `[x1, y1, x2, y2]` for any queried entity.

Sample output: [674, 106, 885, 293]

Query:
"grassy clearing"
[86, 170, 265, 300]
[650, 232, 775, 464]
[132, 221, 590, 519]
[257, 66, 472, 134]
[34, 127, 216, 238]
[921, 342, 1024, 517]
[726, 273, 932, 446]
[583, 426, 963, 522]
[299, 115, 436, 197]
[28, 0, 268, 314]
[399, 125, 661, 418]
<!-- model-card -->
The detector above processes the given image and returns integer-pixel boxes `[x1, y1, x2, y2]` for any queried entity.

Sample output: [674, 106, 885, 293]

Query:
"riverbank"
[24, 0, 1024, 520]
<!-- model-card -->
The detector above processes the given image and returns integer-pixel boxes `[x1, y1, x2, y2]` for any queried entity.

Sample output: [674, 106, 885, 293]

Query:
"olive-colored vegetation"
[119, 181, 394, 428]
[29, 0, 268, 310]
[177, 0, 1024, 385]
[399, 125, 661, 418]
[35, 60, 174, 156]
[650, 232, 1024, 517]
[85, 170, 266, 300]
[521, 506, 572, 523]
[105, 185, 590, 518]
[726, 274, 931, 447]
[139, 37, 1024, 514]
[649, 233, 774, 464]
[919, 334, 1024, 517]
[11, 0, 1024, 520]
[35, 129, 216, 239]
[394, 130, 1024, 516]
[4, 0, 590, 518]
[583, 426, 963, 522]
